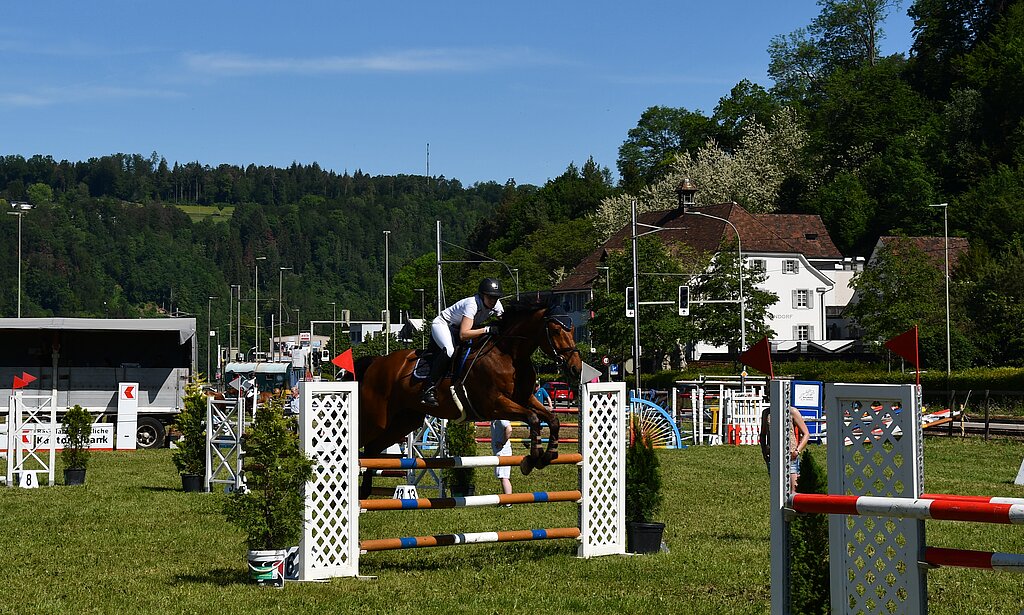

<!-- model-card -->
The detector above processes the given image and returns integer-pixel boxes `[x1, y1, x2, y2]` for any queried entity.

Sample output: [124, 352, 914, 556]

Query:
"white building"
[554, 200, 860, 358]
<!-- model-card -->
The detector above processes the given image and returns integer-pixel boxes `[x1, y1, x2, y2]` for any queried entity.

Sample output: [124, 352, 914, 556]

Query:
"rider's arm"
[458, 315, 496, 341]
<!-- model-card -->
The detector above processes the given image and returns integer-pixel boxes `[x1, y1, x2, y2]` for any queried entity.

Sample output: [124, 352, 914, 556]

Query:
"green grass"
[2, 439, 1023, 614]
[176, 204, 235, 223]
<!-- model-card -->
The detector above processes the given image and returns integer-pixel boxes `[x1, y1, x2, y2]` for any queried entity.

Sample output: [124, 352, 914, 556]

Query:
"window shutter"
[792, 290, 798, 308]
[793, 260, 800, 273]
[792, 325, 798, 340]
[809, 326, 815, 340]
[807, 291, 814, 310]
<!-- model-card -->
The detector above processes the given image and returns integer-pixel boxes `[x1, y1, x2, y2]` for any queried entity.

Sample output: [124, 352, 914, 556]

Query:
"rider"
[420, 277, 505, 406]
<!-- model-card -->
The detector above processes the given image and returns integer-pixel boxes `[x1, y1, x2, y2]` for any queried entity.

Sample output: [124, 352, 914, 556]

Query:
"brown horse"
[356, 302, 582, 496]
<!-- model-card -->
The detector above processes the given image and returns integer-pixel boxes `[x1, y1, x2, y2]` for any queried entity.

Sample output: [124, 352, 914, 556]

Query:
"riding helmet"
[478, 277, 503, 297]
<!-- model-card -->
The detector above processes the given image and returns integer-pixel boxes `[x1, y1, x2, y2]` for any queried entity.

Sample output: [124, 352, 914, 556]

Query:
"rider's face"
[482, 294, 497, 309]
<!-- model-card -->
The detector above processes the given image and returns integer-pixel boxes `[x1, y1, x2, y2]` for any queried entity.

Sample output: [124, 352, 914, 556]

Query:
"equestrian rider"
[420, 277, 505, 406]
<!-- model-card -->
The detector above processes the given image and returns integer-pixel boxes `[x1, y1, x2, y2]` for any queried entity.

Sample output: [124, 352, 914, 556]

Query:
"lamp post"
[329, 301, 337, 377]
[383, 230, 391, 355]
[254, 256, 266, 360]
[930, 203, 951, 376]
[278, 266, 292, 361]
[596, 266, 611, 294]
[207, 295, 218, 380]
[293, 307, 301, 340]
[413, 288, 425, 348]
[677, 180, 746, 351]
[7, 202, 32, 317]
[232, 284, 241, 362]
[512, 268, 520, 299]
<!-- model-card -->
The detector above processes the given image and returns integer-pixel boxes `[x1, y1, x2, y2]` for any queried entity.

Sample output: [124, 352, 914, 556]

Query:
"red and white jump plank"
[361, 527, 581, 553]
[361, 490, 582, 511]
[791, 493, 1024, 524]
[360, 453, 583, 470]
[473, 421, 580, 428]
[921, 493, 1024, 506]
[925, 547, 1024, 572]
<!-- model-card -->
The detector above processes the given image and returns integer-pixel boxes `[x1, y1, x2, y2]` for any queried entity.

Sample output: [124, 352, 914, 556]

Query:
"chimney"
[675, 178, 697, 210]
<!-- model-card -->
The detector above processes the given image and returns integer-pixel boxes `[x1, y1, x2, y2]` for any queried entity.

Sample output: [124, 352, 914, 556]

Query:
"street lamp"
[677, 180, 746, 351]
[231, 284, 241, 362]
[596, 266, 611, 294]
[7, 202, 32, 317]
[512, 268, 520, 299]
[413, 289, 425, 348]
[293, 307, 301, 340]
[329, 301, 337, 377]
[930, 203, 951, 376]
[383, 230, 391, 355]
[255, 256, 266, 360]
[207, 295, 218, 380]
[278, 266, 293, 361]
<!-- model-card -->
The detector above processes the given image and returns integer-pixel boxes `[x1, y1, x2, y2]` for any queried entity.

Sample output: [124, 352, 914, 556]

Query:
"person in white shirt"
[491, 418, 513, 501]
[421, 278, 505, 406]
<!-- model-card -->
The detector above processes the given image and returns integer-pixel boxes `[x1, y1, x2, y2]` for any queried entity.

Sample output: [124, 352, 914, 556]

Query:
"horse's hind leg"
[530, 397, 560, 469]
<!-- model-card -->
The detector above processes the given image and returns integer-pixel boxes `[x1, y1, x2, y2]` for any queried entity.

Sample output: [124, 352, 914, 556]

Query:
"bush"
[790, 448, 829, 615]
[625, 418, 663, 523]
[223, 397, 314, 551]
[442, 420, 477, 495]
[171, 382, 207, 475]
[61, 405, 93, 470]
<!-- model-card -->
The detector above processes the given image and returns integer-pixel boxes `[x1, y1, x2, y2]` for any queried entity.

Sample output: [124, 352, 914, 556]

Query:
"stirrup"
[421, 386, 439, 407]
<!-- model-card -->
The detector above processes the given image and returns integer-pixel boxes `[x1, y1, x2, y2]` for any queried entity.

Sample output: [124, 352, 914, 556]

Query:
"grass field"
[176, 204, 235, 223]
[2, 437, 1023, 614]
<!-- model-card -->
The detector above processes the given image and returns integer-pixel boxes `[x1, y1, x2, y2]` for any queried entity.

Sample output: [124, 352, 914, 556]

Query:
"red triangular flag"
[20, 372, 36, 386]
[884, 325, 920, 385]
[739, 337, 774, 379]
[12, 375, 26, 389]
[331, 348, 355, 374]
[883, 326, 919, 367]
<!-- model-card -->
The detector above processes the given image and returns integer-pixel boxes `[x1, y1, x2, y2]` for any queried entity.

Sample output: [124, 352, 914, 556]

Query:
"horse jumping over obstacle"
[355, 301, 582, 497]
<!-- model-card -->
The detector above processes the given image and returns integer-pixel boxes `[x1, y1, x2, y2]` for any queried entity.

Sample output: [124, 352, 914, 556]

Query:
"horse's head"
[540, 306, 582, 383]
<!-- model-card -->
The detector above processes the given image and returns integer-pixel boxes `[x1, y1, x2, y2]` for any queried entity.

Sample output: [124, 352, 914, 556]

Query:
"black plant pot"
[449, 481, 476, 498]
[64, 468, 86, 486]
[181, 473, 204, 492]
[627, 521, 665, 554]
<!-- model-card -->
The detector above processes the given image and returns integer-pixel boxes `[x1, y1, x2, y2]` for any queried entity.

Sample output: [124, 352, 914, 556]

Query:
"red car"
[541, 381, 576, 407]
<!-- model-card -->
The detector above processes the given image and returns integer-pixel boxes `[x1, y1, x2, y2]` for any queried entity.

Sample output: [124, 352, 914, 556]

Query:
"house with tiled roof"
[554, 193, 863, 358]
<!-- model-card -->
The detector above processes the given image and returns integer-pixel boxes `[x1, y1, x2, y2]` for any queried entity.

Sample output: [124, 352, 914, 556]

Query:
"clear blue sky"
[1, 2, 914, 187]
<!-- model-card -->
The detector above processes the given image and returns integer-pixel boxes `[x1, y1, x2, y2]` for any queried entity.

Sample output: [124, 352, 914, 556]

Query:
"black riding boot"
[420, 352, 450, 407]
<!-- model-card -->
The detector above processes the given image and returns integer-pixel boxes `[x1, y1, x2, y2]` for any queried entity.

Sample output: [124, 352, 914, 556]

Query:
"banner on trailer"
[1, 423, 115, 452]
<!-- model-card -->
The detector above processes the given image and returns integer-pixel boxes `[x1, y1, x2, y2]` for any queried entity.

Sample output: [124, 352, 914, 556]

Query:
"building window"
[794, 324, 811, 340]
[782, 259, 799, 274]
[792, 289, 814, 309]
[750, 259, 766, 273]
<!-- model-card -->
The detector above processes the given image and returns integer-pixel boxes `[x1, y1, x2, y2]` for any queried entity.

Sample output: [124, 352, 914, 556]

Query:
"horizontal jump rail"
[360, 453, 583, 470]
[921, 493, 1024, 506]
[360, 527, 581, 552]
[473, 421, 580, 428]
[791, 493, 1024, 525]
[361, 490, 582, 511]
[475, 437, 579, 444]
[924, 547, 1024, 572]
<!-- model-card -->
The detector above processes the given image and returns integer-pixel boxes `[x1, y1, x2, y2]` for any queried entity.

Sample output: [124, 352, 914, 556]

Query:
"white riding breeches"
[431, 316, 457, 357]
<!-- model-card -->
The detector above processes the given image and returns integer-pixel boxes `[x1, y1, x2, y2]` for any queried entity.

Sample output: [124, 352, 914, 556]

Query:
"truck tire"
[136, 417, 166, 449]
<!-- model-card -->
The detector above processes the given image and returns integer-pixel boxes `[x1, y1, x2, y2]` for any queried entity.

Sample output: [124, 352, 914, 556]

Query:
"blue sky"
[1, 2, 914, 187]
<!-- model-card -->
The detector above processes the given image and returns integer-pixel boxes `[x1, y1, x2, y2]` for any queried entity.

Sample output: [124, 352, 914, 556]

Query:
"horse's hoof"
[519, 456, 534, 475]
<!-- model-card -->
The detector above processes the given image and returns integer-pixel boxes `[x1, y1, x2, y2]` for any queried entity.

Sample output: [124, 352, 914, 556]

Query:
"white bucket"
[247, 549, 286, 587]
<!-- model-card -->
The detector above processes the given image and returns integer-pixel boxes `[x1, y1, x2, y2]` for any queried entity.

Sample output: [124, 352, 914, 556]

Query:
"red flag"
[331, 348, 355, 374]
[739, 337, 774, 379]
[13, 372, 36, 389]
[884, 326, 920, 385]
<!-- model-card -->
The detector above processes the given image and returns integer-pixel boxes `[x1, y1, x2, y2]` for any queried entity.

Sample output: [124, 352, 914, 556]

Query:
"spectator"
[534, 380, 553, 411]
[491, 418, 513, 503]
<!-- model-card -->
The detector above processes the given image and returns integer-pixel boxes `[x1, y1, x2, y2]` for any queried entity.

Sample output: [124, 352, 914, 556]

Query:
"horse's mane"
[498, 295, 567, 325]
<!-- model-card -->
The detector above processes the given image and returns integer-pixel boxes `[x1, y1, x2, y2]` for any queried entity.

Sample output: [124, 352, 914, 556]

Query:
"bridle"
[543, 311, 580, 372]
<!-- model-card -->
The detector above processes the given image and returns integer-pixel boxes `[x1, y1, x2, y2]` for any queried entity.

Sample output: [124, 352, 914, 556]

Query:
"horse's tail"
[354, 355, 378, 381]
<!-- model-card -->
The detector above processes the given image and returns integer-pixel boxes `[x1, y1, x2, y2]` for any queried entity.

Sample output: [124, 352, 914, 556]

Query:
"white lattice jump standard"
[296, 381, 627, 581]
[770, 382, 1024, 615]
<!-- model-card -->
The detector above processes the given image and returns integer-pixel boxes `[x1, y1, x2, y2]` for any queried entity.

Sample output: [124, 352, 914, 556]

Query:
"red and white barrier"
[924, 547, 1024, 572]
[791, 493, 1024, 525]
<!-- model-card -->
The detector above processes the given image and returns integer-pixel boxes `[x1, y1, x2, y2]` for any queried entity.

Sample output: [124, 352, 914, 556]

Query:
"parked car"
[541, 381, 576, 407]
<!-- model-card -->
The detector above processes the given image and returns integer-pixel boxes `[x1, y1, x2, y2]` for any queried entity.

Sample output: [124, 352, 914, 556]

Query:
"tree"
[691, 243, 777, 353]
[26, 183, 53, 206]
[616, 107, 720, 192]
[848, 239, 967, 367]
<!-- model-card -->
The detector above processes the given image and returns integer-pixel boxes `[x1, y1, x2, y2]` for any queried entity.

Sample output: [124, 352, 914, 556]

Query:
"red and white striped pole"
[924, 547, 1024, 572]
[791, 493, 1024, 524]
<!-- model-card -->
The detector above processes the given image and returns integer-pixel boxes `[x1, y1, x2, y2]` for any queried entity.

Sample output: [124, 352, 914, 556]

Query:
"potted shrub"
[625, 417, 664, 553]
[61, 405, 93, 486]
[172, 381, 207, 492]
[223, 396, 313, 586]
[442, 420, 476, 497]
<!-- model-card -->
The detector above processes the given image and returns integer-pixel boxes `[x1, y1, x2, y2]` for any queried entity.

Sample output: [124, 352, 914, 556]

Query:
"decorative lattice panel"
[7, 393, 56, 487]
[299, 381, 360, 579]
[825, 384, 925, 615]
[579, 382, 626, 557]
[205, 398, 244, 493]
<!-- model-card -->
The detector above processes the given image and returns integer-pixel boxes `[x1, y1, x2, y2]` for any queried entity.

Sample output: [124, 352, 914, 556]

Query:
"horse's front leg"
[519, 411, 543, 476]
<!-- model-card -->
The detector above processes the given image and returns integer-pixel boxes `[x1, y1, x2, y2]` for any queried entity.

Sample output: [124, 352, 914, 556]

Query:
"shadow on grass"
[363, 542, 575, 573]
[175, 568, 249, 586]
[140, 486, 181, 493]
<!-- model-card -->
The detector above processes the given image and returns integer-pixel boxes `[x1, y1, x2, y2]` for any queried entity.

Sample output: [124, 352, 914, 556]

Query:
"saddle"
[412, 342, 474, 382]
